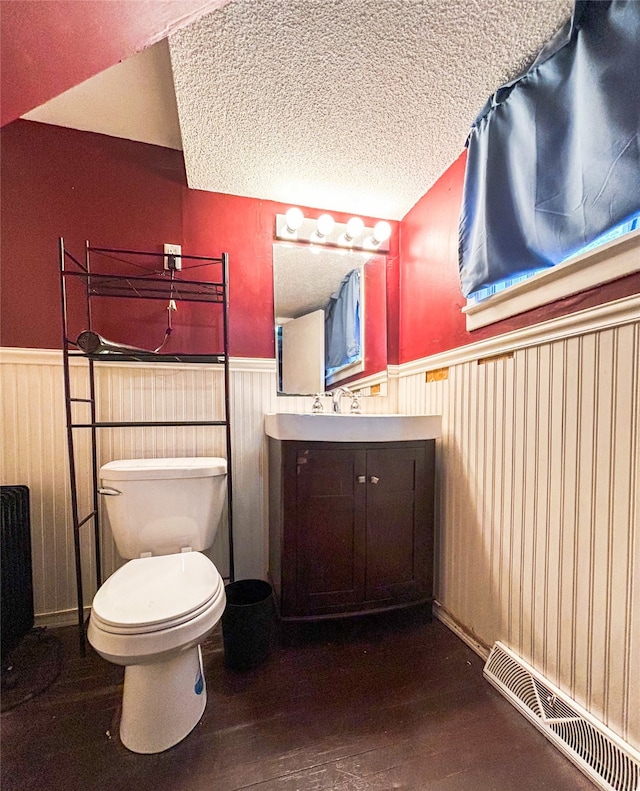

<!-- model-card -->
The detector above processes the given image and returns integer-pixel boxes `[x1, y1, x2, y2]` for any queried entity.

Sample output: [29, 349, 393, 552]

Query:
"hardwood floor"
[2, 613, 593, 791]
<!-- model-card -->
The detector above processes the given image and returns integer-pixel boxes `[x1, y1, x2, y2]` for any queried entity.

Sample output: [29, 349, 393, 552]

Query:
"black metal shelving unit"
[59, 239, 234, 654]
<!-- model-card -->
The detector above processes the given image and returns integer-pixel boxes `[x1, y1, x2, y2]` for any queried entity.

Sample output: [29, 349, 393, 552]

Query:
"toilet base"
[120, 645, 207, 754]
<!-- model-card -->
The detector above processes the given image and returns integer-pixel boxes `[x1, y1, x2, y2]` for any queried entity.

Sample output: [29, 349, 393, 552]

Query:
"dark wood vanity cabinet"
[268, 439, 435, 621]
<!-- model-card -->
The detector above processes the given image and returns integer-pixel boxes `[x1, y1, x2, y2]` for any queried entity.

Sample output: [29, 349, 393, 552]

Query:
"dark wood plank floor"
[2, 613, 593, 791]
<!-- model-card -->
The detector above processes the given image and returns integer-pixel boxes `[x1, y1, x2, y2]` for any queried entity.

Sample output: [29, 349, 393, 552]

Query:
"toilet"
[87, 457, 228, 754]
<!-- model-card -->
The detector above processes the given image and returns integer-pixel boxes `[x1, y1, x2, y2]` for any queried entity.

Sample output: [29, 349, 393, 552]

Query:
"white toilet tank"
[99, 458, 227, 559]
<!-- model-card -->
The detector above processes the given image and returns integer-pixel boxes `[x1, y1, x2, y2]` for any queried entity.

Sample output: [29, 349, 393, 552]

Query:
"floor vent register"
[484, 642, 640, 791]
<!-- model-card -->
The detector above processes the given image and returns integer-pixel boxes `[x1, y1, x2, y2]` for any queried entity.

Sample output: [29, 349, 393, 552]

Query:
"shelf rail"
[59, 239, 234, 655]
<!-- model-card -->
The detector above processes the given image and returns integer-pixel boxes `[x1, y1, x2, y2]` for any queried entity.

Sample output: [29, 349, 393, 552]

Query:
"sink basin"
[264, 413, 442, 442]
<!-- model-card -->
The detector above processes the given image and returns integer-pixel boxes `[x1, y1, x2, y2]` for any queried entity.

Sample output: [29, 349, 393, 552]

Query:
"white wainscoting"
[0, 350, 279, 623]
[1, 349, 80, 621]
[0, 349, 392, 626]
[2, 295, 638, 754]
[397, 295, 640, 750]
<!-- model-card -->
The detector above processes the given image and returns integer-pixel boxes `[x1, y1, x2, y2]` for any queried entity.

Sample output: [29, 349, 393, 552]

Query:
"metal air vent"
[484, 642, 640, 791]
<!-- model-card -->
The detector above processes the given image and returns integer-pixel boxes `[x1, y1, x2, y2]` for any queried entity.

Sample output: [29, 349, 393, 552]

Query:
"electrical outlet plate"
[163, 243, 182, 270]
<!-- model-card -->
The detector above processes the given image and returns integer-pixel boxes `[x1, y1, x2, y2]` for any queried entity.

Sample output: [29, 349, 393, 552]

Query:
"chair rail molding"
[398, 292, 640, 378]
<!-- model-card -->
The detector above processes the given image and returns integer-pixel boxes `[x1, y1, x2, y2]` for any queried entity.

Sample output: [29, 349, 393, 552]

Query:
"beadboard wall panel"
[1, 354, 92, 617]
[227, 366, 278, 581]
[93, 363, 231, 584]
[0, 351, 278, 621]
[0, 349, 391, 624]
[398, 319, 640, 749]
[3, 313, 637, 753]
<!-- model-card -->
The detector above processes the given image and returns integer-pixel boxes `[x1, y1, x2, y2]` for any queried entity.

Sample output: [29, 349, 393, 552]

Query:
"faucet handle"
[349, 393, 362, 414]
[311, 394, 324, 413]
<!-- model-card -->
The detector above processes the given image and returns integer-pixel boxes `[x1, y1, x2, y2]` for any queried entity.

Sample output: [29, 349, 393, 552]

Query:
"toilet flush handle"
[98, 486, 121, 496]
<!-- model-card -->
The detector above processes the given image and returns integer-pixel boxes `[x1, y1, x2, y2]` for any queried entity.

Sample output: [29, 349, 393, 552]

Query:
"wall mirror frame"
[273, 242, 388, 396]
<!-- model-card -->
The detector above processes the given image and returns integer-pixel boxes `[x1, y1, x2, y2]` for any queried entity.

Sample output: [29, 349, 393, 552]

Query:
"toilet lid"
[92, 553, 222, 631]
[100, 457, 227, 480]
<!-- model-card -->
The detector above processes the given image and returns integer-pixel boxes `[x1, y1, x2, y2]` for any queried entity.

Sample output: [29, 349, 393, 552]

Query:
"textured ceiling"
[170, 0, 572, 219]
[21, 0, 573, 222]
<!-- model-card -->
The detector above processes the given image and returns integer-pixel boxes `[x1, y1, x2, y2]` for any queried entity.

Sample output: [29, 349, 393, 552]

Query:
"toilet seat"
[91, 553, 223, 634]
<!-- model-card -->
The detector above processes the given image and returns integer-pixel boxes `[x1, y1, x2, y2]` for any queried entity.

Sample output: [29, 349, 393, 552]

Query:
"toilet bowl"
[88, 553, 226, 754]
[87, 458, 228, 754]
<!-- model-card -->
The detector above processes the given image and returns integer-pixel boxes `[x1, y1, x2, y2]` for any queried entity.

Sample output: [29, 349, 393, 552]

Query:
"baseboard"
[433, 600, 490, 660]
[35, 607, 91, 629]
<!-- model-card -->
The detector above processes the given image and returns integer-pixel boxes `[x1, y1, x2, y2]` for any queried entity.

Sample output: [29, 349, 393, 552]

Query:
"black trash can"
[221, 579, 275, 671]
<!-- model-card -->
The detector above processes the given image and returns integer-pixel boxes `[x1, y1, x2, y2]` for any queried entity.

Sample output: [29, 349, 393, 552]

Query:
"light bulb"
[284, 207, 304, 233]
[372, 221, 391, 245]
[345, 217, 364, 241]
[316, 214, 335, 238]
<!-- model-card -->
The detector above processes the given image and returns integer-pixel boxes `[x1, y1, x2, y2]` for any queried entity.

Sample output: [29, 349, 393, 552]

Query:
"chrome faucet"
[331, 386, 352, 413]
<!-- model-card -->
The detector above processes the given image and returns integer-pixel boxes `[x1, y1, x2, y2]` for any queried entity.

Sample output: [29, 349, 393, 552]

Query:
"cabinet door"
[364, 445, 433, 603]
[295, 447, 367, 613]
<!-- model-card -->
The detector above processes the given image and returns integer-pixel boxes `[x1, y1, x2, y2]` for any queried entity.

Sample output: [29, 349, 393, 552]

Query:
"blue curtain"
[325, 268, 361, 370]
[459, 0, 640, 298]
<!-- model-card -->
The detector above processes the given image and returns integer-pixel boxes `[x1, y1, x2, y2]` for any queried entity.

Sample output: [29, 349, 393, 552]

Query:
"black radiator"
[1, 486, 34, 661]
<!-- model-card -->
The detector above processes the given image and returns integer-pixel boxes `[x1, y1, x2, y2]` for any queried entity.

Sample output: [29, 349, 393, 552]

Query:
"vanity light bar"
[275, 212, 391, 253]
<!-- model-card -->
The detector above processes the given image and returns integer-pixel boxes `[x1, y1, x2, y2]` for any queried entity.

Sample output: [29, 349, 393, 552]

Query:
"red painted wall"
[362, 255, 388, 379]
[0, 120, 273, 357]
[2, 120, 636, 365]
[399, 151, 640, 363]
[0, 0, 231, 127]
[0, 119, 395, 372]
[3, 5, 636, 367]
[399, 154, 468, 362]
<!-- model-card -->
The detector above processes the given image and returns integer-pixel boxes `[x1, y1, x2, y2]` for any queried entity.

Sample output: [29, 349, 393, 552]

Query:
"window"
[463, 215, 640, 331]
[459, 1, 640, 322]
[467, 213, 640, 306]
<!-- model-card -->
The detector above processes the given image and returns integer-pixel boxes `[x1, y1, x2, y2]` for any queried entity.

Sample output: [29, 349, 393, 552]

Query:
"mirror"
[273, 243, 387, 395]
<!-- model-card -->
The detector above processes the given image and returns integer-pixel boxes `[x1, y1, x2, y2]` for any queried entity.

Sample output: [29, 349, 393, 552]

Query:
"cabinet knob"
[357, 475, 367, 484]
[369, 476, 380, 484]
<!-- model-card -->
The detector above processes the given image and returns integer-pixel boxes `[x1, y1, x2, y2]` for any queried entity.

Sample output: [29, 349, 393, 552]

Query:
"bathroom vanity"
[265, 414, 441, 625]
